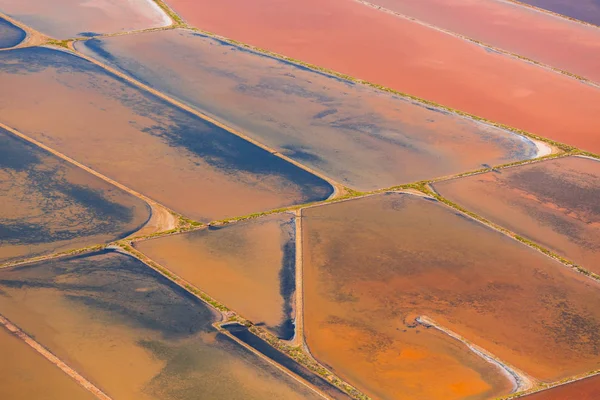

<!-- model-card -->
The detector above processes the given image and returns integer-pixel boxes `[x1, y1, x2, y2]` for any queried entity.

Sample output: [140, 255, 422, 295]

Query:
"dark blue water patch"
[276, 219, 296, 340]
[0, 250, 217, 339]
[222, 323, 351, 399]
[313, 108, 338, 119]
[520, 0, 600, 26]
[0, 18, 26, 49]
[0, 128, 149, 248]
[0, 128, 41, 171]
[0, 47, 334, 204]
[78, 32, 100, 38]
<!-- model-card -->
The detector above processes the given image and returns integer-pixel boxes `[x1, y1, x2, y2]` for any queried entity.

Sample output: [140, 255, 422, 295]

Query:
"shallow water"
[77, 29, 540, 190]
[0, 250, 322, 400]
[0, 17, 25, 49]
[0, 0, 170, 39]
[136, 213, 298, 339]
[0, 327, 96, 400]
[434, 156, 600, 273]
[0, 47, 332, 222]
[0, 128, 150, 263]
[302, 193, 600, 399]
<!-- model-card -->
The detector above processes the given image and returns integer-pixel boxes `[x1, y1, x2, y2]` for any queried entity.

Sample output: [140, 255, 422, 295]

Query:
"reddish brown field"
[367, 0, 600, 82]
[522, 375, 600, 399]
[164, 0, 600, 153]
[135, 213, 298, 339]
[302, 193, 600, 399]
[434, 156, 600, 273]
[0, 328, 96, 400]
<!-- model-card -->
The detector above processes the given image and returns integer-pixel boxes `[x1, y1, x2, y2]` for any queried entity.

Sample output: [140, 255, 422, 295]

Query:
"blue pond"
[0, 18, 25, 49]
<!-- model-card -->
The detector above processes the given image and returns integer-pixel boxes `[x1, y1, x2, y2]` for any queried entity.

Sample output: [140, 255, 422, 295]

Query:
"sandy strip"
[0, 314, 112, 400]
[0, 12, 48, 50]
[416, 316, 535, 393]
[289, 209, 304, 347]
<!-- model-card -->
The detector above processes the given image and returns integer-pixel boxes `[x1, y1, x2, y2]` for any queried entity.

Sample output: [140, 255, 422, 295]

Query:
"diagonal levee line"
[353, 0, 599, 87]
[63, 45, 345, 197]
[0, 314, 113, 400]
[0, 121, 177, 223]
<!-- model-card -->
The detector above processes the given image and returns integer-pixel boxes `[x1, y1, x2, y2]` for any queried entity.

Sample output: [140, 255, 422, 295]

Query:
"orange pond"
[302, 193, 600, 400]
[522, 375, 600, 399]
[366, 0, 600, 83]
[0, 47, 332, 222]
[76, 29, 539, 191]
[135, 213, 298, 339]
[434, 156, 600, 274]
[0, 250, 322, 400]
[0, 127, 150, 264]
[0, 0, 170, 39]
[0, 328, 96, 400]
[163, 0, 600, 153]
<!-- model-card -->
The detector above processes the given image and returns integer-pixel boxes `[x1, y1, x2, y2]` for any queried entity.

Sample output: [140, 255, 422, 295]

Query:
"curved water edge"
[416, 316, 535, 393]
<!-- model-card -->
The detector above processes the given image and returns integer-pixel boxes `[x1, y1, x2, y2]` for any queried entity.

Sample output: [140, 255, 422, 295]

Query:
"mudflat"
[135, 213, 298, 339]
[0, 47, 333, 222]
[0, 250, 323, 400]
[0, 128, 150, 263]
[434, 156, 600, 273]
[0, 0, 170, 39]
[302, 193, 600, 399]
[366, 0, 600, 82]
[161, 0, 600, 153]
[76, 29, 540, 191]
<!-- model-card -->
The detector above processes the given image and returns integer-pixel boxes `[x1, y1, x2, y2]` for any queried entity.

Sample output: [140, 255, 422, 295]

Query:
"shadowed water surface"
[0, 250, 323, 400]
[518, 0, 600, 25]
[136, 213, 298, 339]
[0, 128, 150, 263]
[0, 17, 25, 49]
[302, 193, 600, 400]
[76, 29, 539, 190]
[0, 0, 170, 39]
[224, 323, 351, 399]
[434, 156, 600, 273]
[0, 47, 332, 222]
